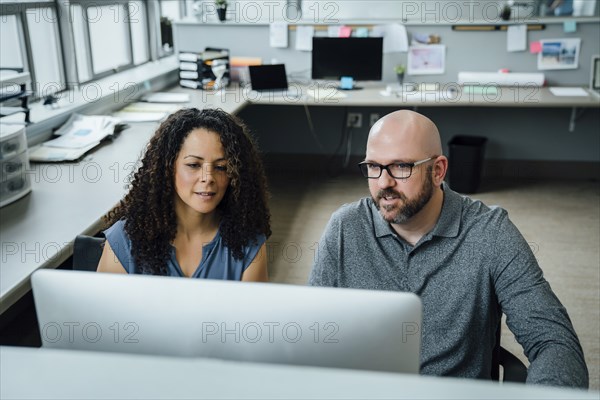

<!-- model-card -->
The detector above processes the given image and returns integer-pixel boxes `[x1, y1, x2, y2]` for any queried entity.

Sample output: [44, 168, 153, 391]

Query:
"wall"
[174, 20, 600, 163]
[174, 20, 600, 85]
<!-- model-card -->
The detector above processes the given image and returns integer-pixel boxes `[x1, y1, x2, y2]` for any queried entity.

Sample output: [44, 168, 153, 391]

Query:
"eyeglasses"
[358, 157, 436, 179]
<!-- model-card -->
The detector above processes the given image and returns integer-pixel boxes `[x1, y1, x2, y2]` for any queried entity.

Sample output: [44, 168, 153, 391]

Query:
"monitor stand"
[337, 86, 363, 91]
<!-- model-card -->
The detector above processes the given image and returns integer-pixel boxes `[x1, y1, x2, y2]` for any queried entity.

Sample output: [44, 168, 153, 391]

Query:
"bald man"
[308, 110, 588, 387]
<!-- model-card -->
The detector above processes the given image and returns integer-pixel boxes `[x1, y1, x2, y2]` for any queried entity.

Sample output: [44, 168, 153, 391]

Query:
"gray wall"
[174, 21, 600, 162]
[174, 21, 600, 85]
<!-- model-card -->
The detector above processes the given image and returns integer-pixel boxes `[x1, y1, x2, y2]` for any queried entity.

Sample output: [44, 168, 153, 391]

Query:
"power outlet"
[369, 113, 380, 127]
[347, 113, 362, 128]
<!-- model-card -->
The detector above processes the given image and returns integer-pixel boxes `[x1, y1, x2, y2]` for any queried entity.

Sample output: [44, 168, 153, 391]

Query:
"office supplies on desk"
[0, 69, 31, 124]
[141, 92, 190, 103]
[0, 124, 31, 207]
[28, 142, 99, 162]
[306, 87, 347, 101]
[113, 102, 180, 123]
[32, 269, 422, 374]
[248, 64, 296, 97]
[549, 87, 589, 97]
[230, 57, 262, 83]
[29, 114, 122, 162]
[178, 49, 230, 90]
[44, 114, 120, 149]
[112, 111, 168, 123]
[458, 71, 545, 86]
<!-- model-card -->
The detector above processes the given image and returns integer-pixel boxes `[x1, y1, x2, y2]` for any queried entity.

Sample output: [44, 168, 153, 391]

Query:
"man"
[308, 110, 588, 387]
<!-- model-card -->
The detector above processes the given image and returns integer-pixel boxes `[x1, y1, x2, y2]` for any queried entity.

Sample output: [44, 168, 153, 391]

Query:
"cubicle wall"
[174, 20, 600, 167]
[174, 21, 600, 85]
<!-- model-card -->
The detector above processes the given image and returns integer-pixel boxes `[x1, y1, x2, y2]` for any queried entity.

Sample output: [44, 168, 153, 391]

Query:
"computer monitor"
[312, 37, 383, 82]
[248, 64, 289, 91]
[31, 269, 422, 374]
[590, 55, 600, 95]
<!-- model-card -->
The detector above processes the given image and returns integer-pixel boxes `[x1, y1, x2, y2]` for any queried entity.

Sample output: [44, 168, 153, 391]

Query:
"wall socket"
[347, 113, 362, 128]
[369, 113, 380, 127]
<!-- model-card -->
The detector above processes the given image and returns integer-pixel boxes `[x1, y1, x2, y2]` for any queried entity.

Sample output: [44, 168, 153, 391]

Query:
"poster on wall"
[407, 45, 445, 75]
[537, 38, 581, 70]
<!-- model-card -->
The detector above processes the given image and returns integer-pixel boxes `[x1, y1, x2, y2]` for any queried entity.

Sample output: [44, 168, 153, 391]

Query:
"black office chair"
[72, 235, 105, 271]
[491, 323, 528, 382]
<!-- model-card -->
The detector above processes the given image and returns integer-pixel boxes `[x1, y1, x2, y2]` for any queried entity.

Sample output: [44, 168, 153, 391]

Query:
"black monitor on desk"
[311, 37, 383, 85]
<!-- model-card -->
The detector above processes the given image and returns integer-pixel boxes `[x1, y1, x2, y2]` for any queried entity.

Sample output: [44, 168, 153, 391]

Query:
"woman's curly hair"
[105, 108, 271, 275]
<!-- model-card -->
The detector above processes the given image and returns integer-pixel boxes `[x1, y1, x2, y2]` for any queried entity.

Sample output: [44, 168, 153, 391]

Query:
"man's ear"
[433, 156, 448, 186]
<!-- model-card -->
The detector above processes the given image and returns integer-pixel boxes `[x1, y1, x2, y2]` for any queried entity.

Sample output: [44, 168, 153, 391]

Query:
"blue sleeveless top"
[103, 219, 265, 280]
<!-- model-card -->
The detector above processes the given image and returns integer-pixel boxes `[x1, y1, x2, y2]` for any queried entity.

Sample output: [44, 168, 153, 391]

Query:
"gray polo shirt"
[308, 186, 588, 388]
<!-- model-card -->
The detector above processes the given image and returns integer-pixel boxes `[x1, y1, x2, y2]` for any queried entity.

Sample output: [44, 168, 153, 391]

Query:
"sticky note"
[356, 27, 369, 38]
[530, 41, 542, 54]
[563, 20, 577, 33]
[339, 26, 352, 38]
[340, 76, 354, 90]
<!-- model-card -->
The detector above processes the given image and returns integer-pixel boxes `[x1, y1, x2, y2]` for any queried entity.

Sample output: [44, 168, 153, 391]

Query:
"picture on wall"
[537, 38, 581, 70]
[407, 45, 445, 75]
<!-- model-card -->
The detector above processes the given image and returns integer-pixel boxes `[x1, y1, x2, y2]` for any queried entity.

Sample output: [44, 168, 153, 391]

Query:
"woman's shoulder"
[104, 219, 127, 237]
[103, 219, 133, 250]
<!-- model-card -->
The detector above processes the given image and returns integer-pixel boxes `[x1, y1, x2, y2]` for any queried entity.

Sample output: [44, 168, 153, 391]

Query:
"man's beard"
[373, 170, 434, 224]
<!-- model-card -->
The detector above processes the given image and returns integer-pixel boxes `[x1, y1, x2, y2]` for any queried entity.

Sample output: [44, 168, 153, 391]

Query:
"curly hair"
[105, 108, 271, 275]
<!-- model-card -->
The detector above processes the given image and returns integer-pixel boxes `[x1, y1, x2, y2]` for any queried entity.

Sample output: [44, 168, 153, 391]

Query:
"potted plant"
[394, 65, 406, 85]
[501, 3, 511, 20]
[216, 0, 227, 22]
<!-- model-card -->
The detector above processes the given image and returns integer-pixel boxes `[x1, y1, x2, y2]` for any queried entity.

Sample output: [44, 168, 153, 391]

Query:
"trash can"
[448, 135, 487, 194]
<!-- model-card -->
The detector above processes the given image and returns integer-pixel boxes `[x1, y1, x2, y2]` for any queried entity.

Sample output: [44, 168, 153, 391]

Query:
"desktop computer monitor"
[591, 55, 600, 96]
[31, 269, 422, 374]
[311, 37, 383, 81]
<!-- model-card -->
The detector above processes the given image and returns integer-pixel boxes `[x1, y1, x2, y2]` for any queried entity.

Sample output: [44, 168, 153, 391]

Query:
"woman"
[97, 108, 271, 281]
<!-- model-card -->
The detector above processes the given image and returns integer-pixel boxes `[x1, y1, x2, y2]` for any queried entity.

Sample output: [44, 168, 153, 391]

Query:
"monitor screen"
[249, 64, 289, 91]
[32, 269, 422, 374]
[591, 55, 600, 91]
[312, 38, 383, 81]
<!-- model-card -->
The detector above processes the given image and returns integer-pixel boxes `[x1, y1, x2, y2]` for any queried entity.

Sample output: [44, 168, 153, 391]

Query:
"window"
[26, 7, 64, 96]
[69, 0, 151, 82]
[88, 4, 131, 75]
[1, 1, 65, 96]
[130, 1, 149, 65]
[0, 14, 25, 69]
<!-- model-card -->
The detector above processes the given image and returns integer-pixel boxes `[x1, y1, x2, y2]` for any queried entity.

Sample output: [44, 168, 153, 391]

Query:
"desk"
[1, 84, 599, 314]
[1, 346, 597, 399]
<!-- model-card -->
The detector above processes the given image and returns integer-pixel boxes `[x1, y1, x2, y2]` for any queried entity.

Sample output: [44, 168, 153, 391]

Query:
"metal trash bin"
[448, 135, 487, 194]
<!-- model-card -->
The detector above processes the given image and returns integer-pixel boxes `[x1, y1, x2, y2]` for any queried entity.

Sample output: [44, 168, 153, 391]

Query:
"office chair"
[491, 323, 528, 382]
[72, 235, 105, 272]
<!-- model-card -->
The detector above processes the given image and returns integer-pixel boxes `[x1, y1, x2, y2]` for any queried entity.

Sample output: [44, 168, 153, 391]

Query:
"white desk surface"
[2, 346, 597, 400]
[1, 84, 599, 313]
[245, 85, 600, 108]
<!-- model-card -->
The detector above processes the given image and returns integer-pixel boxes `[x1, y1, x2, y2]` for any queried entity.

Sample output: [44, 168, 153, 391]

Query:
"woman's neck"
[174, 201, 220, 239]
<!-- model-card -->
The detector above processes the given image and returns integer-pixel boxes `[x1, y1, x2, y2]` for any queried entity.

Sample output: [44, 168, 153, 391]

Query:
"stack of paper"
[29, 114, 121, 162]
[141, 92, 190, 103]
[113, 102, 181, 122]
